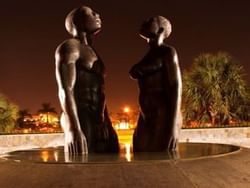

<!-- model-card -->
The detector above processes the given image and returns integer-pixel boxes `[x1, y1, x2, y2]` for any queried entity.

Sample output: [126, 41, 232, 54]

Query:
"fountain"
[1, 6, 241, 164]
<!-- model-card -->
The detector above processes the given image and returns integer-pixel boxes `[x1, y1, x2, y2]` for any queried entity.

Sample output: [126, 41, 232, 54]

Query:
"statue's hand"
[168, 136, 178, 150]
[64, 129, 88, 154]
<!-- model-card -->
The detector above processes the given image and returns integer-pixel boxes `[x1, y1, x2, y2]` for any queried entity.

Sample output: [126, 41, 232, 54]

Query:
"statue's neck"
[148, 34, 165, 48]
[76, 32, 92, 46]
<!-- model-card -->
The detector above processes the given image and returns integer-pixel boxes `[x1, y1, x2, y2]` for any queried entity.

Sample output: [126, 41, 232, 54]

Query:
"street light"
[123, 106, 130, 113]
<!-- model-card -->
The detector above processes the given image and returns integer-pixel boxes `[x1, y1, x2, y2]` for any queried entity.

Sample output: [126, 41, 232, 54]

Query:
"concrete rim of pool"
[1, 143, 241, 164]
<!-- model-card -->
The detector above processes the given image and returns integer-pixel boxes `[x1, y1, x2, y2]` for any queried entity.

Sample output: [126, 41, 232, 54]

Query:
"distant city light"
[115, 121, 130, 130]
[123, 106, 130, 113]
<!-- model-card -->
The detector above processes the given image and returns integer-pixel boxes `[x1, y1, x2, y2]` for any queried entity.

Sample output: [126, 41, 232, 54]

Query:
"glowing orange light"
[54, 151, 59, 162]
[123, 106, 130, 113]
[125, 143, 132, 162]
[41, 151, 49, 162]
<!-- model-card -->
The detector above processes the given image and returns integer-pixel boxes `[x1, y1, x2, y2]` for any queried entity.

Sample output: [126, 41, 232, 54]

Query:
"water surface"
[3, 143, 240, 163]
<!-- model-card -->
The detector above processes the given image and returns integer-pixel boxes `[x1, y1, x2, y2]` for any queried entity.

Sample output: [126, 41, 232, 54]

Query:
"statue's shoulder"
[55, 39, 81, 64]
[161, 44, 177, 56]
[161, 44, 179, 66]
[56, 38, 81, 56]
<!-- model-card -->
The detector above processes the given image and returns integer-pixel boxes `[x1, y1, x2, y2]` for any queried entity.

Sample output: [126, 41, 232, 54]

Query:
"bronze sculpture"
[55, 6, 119, 154]
[130, 16, 182, 152]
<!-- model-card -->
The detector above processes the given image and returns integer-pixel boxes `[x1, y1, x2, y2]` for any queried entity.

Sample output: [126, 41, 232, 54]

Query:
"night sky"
[0, 0, 249, 113]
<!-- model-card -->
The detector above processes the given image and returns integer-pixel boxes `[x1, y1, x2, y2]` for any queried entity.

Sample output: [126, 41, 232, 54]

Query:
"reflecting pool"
[2, 143, 240, 163]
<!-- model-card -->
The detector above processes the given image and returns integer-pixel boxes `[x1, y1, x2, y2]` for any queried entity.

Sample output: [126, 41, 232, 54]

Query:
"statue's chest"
[141, 51, 163, 65]
[76, 58, 105, 77]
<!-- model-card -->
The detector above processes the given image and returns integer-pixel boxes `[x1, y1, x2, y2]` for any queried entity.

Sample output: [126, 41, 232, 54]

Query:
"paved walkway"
[0, 148, 250, 188]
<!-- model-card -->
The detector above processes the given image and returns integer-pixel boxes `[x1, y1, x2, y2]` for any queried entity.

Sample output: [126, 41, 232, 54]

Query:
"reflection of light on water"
[41, 151, 49, 162]
[125, 143, 132, 162]
[116, 128, 134, 162]
[54, 151, 59, 162]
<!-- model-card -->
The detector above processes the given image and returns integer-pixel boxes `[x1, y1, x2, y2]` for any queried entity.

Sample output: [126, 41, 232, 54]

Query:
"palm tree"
[219, 56, 249, 124]
[0, 94, 19, 132]
[38, 103, 57, 124]
[183, 52, 249, 127]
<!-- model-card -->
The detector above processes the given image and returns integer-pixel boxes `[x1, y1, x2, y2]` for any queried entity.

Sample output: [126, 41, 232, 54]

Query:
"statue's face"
[139, 17, 159, 40]
[76, 7, 102, 34]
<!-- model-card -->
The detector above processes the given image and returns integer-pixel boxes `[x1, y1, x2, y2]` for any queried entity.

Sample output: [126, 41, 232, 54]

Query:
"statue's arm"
[129, 59, 163, 79]
[55, 44, 81, 132]
[164, 47, 182, 146]
[55, 42, 88, 154]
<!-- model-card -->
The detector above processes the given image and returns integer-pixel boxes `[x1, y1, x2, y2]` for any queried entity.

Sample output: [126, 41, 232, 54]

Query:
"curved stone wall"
[0, 133, 64, 154]
[180, 127, 250, 148]
[0, 127, 250, 154]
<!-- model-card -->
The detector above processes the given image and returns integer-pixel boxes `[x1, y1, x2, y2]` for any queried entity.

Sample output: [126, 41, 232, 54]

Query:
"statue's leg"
[78, 109, 97, 152]
[94, 108, 119, 153]
[104, 111, 119, 152]
[133, 114, 150, 152]
[107, 125, 119, 152]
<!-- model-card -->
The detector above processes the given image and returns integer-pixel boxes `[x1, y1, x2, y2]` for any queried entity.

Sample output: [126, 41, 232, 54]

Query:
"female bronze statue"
[130, 16, 182, 152]
[55, 6, 119, 154]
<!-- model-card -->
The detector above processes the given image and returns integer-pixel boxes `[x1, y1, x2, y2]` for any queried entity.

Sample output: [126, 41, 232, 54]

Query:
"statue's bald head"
[140, 15, 172, 40]
[65, 6, 101, 36]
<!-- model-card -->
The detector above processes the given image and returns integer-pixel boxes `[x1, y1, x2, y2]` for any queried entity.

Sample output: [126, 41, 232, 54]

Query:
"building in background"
[16, 112, 61, 133]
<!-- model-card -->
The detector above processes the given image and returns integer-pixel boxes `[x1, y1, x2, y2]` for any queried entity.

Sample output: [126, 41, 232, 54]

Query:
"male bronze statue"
[130, 16, 182, 152]
[55, 6, 119, 154]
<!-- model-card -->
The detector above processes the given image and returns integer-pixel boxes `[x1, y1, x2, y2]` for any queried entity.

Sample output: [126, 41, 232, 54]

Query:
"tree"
[183, 52, 250, 126]
[17, 109, 32, 128]
[38, 103, 57, 123]
[0, 94, 19, 132]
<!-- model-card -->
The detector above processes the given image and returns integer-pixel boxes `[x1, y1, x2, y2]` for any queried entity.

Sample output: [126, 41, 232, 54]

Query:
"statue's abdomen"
[74, 69, 105, 112]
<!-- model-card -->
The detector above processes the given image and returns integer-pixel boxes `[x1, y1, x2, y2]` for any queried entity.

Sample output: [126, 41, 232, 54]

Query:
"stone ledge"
[180, 127, 250, 148]
[0, 127, 250, 154]
[0, 133, 64, 154]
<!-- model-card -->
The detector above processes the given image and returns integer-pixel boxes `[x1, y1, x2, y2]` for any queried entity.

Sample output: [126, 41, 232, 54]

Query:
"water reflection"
[117, 129, 134, 162]
[125, 143, 132, 162]
[119, 143, 133, 162]
[64, 153, 88, 163]
[41, 151, 49, 162]
[54, 151, 59, 162]
[4, 143, 240, 163]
